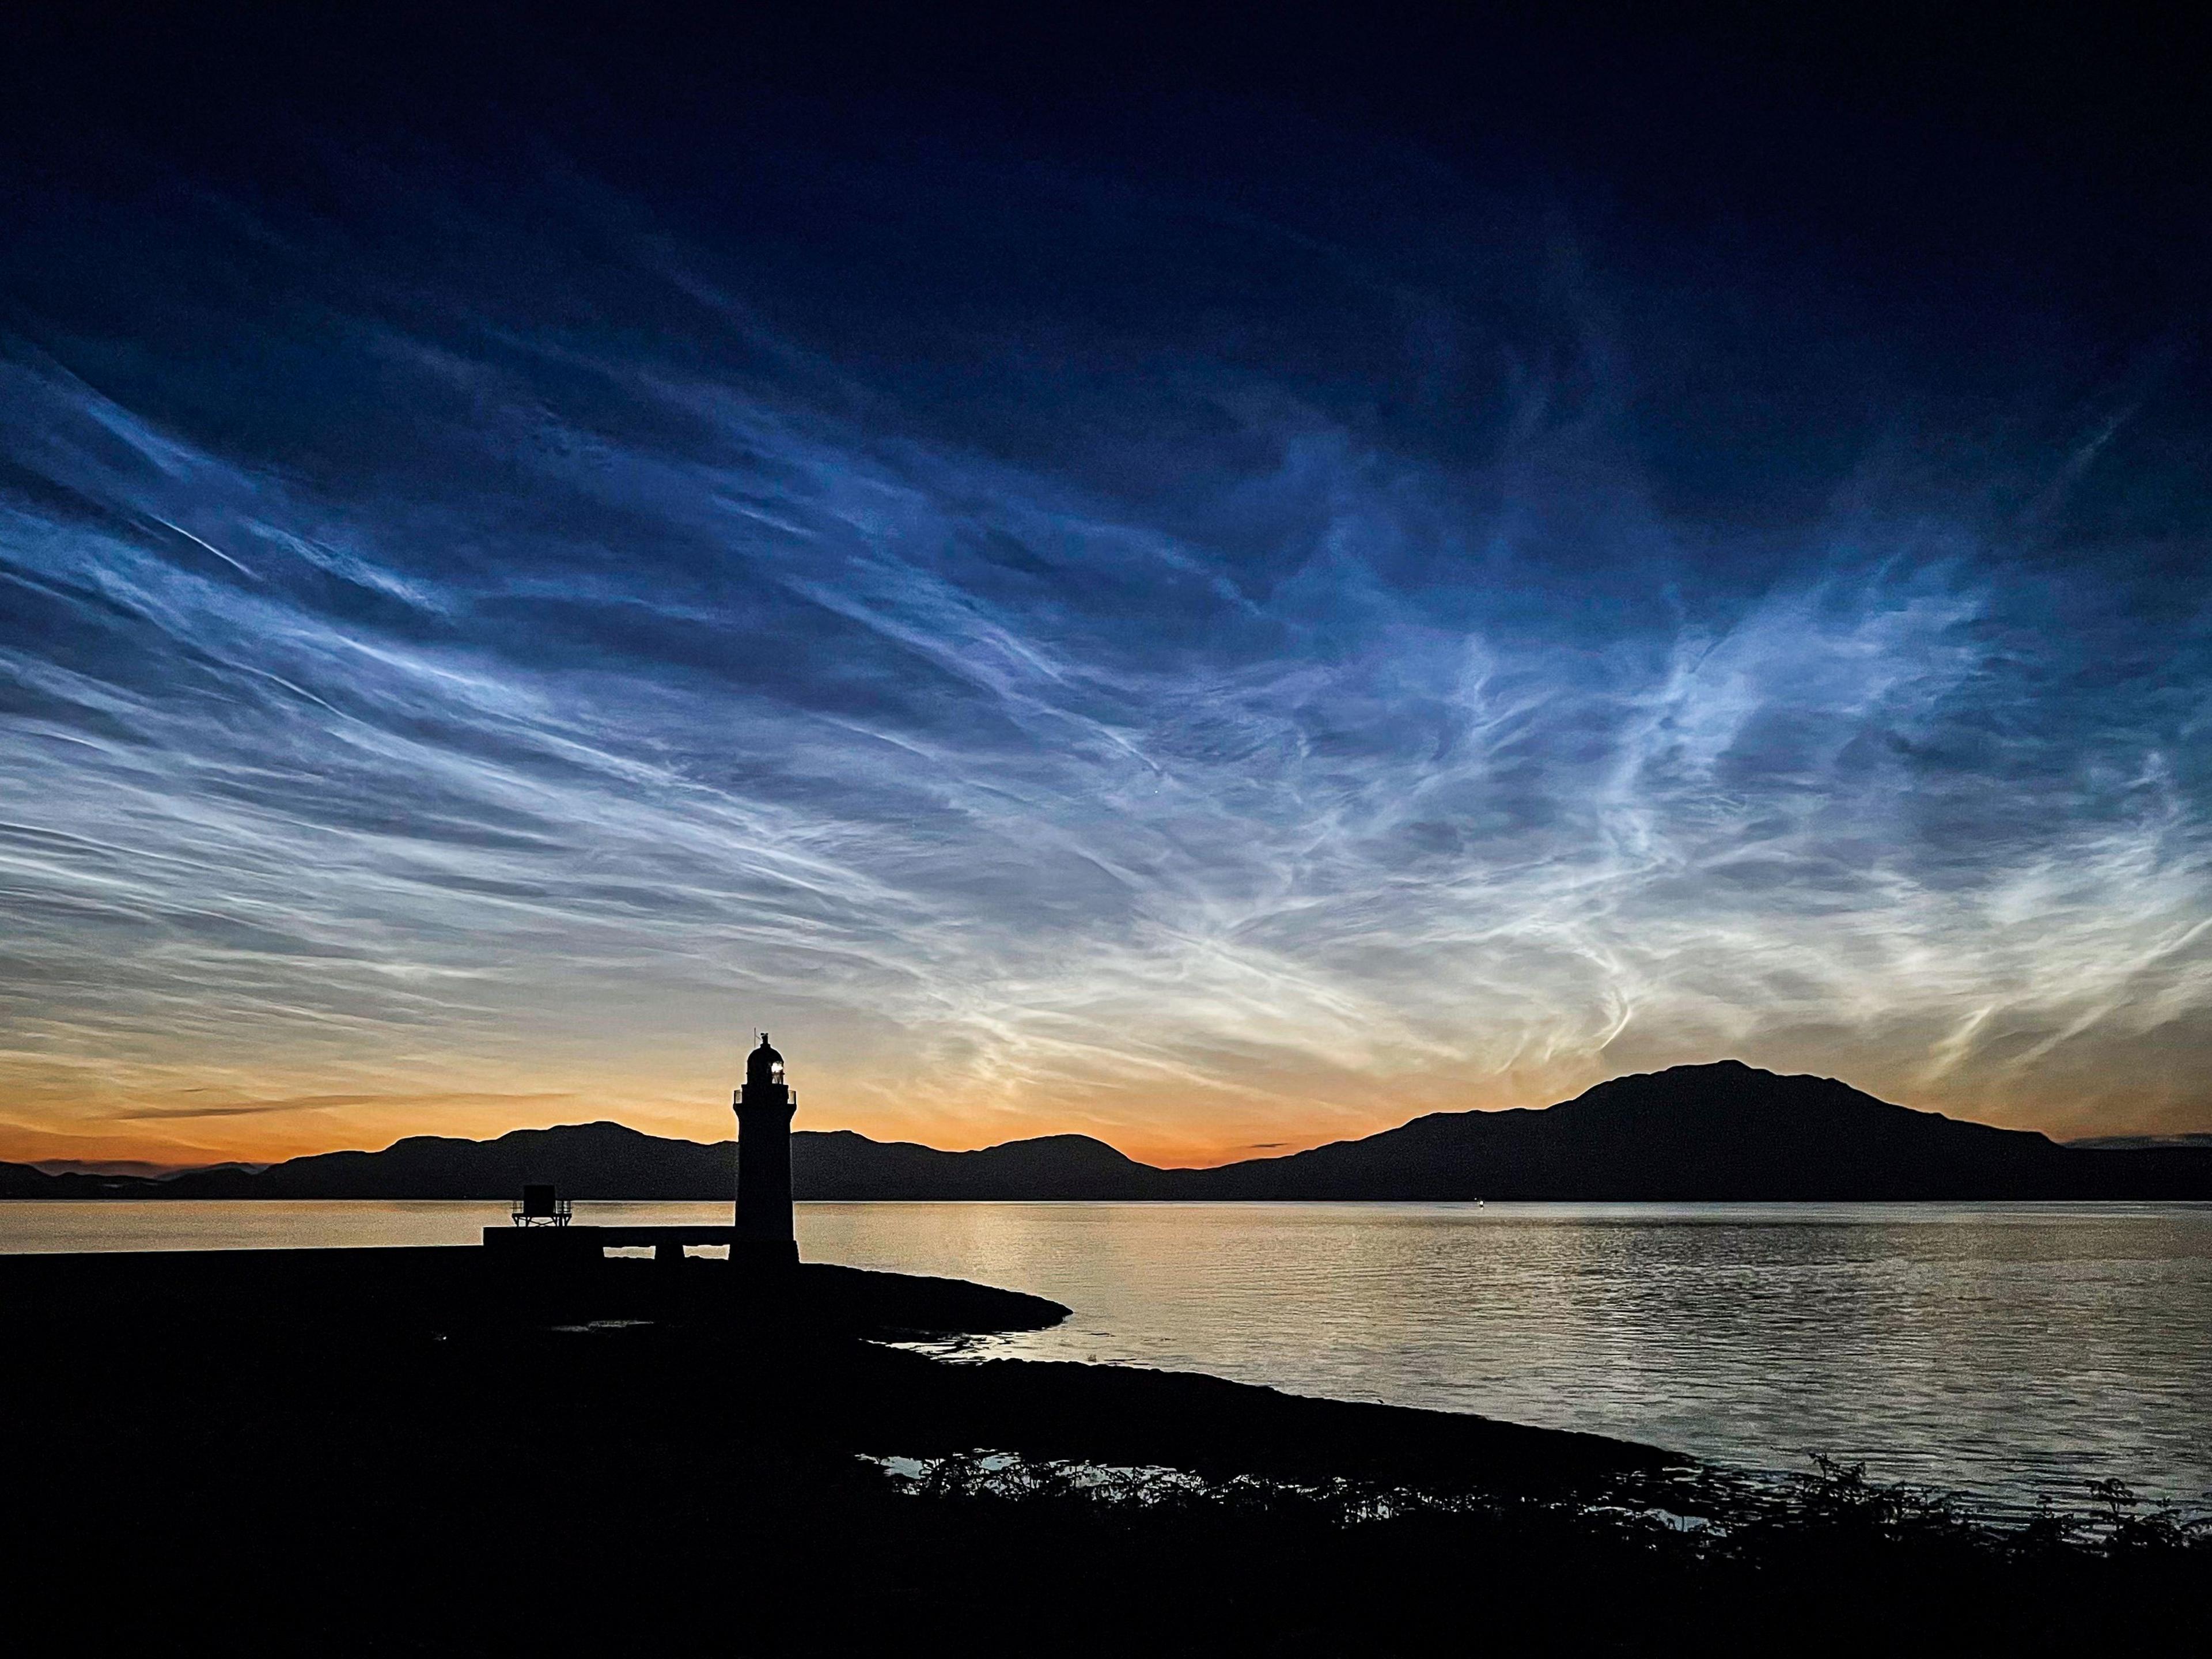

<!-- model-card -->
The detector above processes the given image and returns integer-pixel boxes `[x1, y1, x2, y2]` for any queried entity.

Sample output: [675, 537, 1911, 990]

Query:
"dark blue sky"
[2, 4, 2207, 1162]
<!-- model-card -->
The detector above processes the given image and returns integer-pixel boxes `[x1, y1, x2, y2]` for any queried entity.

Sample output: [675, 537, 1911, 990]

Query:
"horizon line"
[12, 1059, 2109, 1177]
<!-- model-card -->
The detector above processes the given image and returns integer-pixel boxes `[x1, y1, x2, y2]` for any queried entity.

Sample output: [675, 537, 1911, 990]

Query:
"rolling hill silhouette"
[1178, 1060, 2210, 1199]
[5, 1062, 2206, 1200]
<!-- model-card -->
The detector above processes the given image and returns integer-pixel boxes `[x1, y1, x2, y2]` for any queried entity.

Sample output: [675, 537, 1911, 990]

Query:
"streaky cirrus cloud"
[1, 152, 2207, 1164]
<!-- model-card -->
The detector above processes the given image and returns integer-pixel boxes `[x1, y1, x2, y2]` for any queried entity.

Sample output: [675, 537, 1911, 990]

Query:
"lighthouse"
[733, 1033, 799, 1267]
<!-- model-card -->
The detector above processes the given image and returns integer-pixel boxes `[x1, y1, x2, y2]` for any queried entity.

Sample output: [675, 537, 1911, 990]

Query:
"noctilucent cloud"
[2, 77, 2208, 1165]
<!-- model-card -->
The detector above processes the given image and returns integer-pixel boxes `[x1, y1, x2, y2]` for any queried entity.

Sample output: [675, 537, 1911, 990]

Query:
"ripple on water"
[3, 1198, 2206, 1505]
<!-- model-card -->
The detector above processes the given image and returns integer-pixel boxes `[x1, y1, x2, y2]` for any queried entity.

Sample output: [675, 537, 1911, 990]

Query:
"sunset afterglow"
[4, 24, 2207, 1171]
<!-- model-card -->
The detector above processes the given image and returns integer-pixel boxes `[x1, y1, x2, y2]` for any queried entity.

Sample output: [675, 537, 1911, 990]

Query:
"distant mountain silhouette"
[792, 1129, 1166, 1199]
[1179, 1060, 2212, 1200]
[26, 1157, 247, 1179]
[4, 1063, 2207, 1201]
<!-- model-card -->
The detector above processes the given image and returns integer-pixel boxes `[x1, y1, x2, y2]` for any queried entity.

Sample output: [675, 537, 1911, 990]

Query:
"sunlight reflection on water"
[5, 1198, 2206, 1504]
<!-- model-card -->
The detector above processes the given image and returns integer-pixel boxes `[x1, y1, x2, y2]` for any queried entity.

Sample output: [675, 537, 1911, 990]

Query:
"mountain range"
[6, 1062, 2209, 1202]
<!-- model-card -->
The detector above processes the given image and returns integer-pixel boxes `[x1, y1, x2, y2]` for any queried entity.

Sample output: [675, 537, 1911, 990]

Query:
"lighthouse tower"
[733, 1033, 799, 1267]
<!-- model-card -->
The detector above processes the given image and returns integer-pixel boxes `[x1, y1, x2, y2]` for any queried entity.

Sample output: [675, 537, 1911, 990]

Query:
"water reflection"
[2, 1198, 2205, 1503]
[797, 1200, 2212, 1505]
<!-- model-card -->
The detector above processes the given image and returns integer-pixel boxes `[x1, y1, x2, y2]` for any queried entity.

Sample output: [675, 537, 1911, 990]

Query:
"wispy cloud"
[2, 161, 2207, 1158]
[110, 1092, 582, 1122]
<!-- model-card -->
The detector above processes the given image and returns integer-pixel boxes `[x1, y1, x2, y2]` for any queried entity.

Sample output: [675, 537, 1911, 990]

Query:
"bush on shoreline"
[880, 1445, 2210, 1561]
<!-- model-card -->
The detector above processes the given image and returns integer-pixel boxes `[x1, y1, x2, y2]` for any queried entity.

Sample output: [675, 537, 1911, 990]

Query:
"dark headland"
[5, 1241, 2205, 1654]
[17, 1062, 2210, 1200]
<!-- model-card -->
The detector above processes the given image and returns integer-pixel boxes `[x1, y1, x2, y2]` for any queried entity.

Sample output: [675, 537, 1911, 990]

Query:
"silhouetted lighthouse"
[733, 1033, 798, 1267]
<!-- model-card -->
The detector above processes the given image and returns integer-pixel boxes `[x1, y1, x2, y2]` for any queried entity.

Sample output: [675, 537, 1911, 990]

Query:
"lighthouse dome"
[747, 1034, 786, 1087]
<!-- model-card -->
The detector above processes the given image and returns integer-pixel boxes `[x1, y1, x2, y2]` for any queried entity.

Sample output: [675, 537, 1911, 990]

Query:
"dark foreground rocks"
[1, 1247, 2202, 1654]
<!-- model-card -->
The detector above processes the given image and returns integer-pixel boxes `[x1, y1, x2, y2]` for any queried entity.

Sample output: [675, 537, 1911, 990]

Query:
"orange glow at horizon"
[6, 1029, 2201, 1173]
[7, 79, 2212, 1202]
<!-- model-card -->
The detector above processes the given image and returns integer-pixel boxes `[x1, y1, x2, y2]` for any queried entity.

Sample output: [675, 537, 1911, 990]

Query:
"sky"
[2, 5, 2209, 1166]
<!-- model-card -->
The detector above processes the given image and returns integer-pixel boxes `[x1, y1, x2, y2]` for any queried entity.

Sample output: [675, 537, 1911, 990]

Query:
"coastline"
[6, 1196, 2209, 1510]
[3, 1244, 2203, 1653]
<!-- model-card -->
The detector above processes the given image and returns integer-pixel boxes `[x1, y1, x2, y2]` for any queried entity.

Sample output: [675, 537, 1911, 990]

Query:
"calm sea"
[5, 1198, 2207, 1506]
